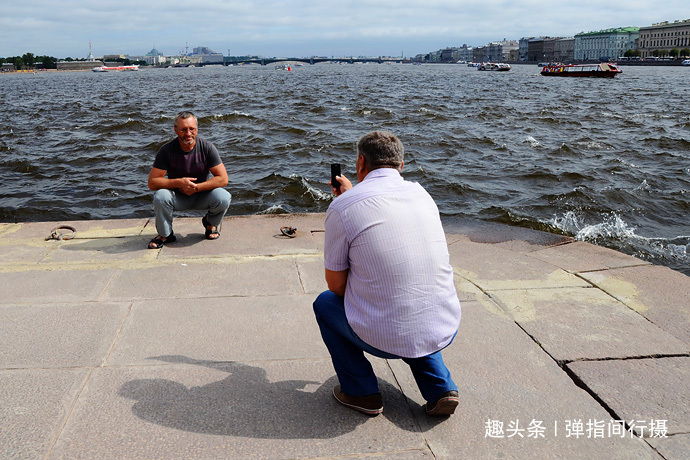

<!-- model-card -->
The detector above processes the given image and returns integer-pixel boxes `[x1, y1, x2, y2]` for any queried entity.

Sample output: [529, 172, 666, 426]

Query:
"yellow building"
[638, 19, 690, 58]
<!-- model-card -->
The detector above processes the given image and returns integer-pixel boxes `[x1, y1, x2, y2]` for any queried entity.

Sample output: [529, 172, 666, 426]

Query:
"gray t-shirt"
[153, 137, 222, 184]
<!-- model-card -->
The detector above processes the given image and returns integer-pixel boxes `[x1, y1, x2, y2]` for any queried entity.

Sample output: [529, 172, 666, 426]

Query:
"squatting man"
[313, 130, 462, 416]
[147, 111, 231, 249]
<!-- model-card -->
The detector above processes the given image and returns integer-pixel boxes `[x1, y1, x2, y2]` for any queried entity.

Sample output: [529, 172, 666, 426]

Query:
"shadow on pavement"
[119, 355, 435, 439]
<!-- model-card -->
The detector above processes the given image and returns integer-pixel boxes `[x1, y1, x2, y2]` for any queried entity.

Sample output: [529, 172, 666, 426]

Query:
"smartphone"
[330, 163, 341, 192]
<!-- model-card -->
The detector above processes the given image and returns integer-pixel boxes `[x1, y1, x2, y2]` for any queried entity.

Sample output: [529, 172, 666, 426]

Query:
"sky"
[2, 1, 688, 59]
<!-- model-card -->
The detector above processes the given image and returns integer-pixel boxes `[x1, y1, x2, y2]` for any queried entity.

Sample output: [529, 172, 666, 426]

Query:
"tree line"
[0, 53, 59, 70]
[0, 52, 149, 70]
[625, 48, 690, 58]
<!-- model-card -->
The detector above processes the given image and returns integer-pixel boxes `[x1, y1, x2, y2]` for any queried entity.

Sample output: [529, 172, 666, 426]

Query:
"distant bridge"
[196, 57, 411, 67]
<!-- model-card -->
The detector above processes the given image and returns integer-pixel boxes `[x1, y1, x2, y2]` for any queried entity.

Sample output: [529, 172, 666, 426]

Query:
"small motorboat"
[478, 62, 511, 71]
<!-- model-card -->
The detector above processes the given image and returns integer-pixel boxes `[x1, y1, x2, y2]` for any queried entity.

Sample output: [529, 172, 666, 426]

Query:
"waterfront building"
[531, 37, 574, 62]
[56, 60, 104, 71]
[472, 46, 486, 63]
[103, 54, 127, 61]
[144, 47, 167, 65]
[189, 46, 224, 64]
[485, 42, 503, 62]
[554, 37, 575, 62]
[441, 47, 460, 63]
[638, 19, 690, 58]
[519, 37, 534, 61]
[428, 50, 442, 62]
[485, 39, 518, 62]
[527, 37, 548, 62]
[574, 27, 639, 61]
[543, 39, 557, 62]
[458, 44, 473, 62]
[501, 40, 519, 61]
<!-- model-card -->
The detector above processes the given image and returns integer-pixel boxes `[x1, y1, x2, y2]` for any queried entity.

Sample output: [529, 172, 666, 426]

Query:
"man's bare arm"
[325, 268, 348, 297]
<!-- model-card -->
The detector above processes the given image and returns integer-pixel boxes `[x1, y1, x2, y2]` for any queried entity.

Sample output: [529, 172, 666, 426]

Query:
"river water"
[1, 63, 689, 275]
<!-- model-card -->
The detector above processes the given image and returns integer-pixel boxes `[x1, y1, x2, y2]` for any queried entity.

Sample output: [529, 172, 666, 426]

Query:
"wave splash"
[550, 211, 689, 263]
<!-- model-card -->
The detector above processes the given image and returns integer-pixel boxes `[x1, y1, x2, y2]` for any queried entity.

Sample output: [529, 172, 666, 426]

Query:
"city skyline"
[2, 1, 688, 59]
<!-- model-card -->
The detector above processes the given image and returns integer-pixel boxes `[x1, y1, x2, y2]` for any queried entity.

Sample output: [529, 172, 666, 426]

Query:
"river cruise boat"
[92, 65, 140, 72]
[478, 62, 511, 71]
[540, 62, 622, 78]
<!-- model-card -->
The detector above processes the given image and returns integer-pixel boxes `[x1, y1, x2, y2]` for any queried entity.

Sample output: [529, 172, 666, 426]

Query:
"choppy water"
[1, 63, 689, 275]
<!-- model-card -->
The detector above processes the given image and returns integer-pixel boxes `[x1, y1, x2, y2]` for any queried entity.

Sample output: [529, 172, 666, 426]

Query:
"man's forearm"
[325, 269, 348, 297]
[148, 176, 183, 191]
[195, 175, 228, 192]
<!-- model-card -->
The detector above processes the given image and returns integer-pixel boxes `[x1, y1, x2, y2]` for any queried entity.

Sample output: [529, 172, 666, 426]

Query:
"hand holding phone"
[330, 163, 341, 193]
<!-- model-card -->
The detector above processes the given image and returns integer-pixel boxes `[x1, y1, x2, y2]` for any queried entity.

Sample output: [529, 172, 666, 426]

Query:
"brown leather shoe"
[332, 385, 383, 415]
[425, 390, 459, 416]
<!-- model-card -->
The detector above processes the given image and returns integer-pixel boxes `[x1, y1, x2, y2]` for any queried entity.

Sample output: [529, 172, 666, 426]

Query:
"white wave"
[550, 211, 688, 262]
[634, 179, 650, 191]
[575, 140, 613, 150]
[576, 214, 637, 241]
[258, 205, 287, 215]
[523, 136, 541, 148]
[217, 111, 250, 118]
[615, 157, 639, 169]
[301, 178, 332, 201]
[287, 174, 333, 201]
[552, 211, 638, 241]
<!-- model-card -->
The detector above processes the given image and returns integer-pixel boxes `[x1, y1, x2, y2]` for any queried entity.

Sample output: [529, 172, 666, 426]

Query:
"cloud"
[1, 1, 688, 58]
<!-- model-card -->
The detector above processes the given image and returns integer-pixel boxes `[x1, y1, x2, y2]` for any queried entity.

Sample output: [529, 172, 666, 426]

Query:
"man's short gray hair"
[175, 111, 196, 126]
[357, 131, 404, 169]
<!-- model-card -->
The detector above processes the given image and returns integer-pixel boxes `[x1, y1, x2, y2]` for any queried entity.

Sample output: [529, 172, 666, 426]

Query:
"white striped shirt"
[324, 168, 461, 358]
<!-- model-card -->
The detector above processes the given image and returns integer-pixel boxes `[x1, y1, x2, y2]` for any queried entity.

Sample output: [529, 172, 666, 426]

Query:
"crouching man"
[313, 131, 462, 416]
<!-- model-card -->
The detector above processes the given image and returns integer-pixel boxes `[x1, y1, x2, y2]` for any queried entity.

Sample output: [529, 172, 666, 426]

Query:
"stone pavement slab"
[0, 219, 150, 240]
[99, 258, 307, 301]
[566, 357, 690, 435]
[48, 360, 430, 460]
[106, 294, 328, 366]
[529, 240, 649, 273]
[441, 217, 571, 247]
[0, 302, 129, 368]
[294, 257, 328, 295]
[0, 238, 50, 265]
[38, 235, 156, 266]
[580, 265, 690, 346]
[389, 299, 657, 459]
[0, 369, 89, 460]
[648, 434, 690, 460]
[489, 287, 688, 363]
[447, 236, 590, 291]
[0, 269, 118, 304]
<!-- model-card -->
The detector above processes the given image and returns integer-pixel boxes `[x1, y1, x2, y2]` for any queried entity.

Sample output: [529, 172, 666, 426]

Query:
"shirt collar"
[362, 167, 402, 182]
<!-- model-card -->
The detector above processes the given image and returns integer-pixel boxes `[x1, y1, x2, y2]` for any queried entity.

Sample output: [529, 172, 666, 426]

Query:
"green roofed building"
[574, 27, 639, 61]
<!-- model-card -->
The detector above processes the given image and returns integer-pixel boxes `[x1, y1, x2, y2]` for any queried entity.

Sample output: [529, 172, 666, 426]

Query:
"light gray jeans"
[153, 188, 232, 237]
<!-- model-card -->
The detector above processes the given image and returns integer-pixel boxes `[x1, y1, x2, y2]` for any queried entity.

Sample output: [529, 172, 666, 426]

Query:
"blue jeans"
[313, 290, 457, 403]
[153, 188, 232, 237]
